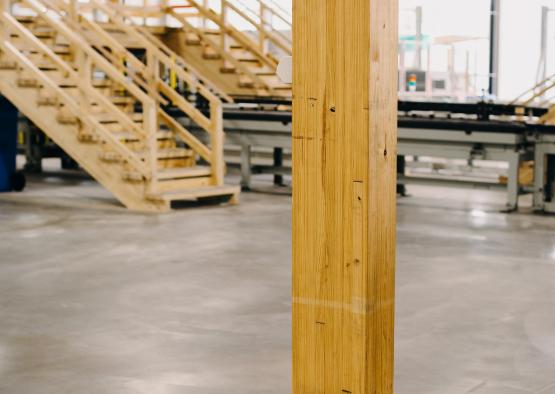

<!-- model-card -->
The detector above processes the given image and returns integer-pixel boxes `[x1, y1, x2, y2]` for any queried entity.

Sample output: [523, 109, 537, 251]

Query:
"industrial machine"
[169, 99, 555, 213]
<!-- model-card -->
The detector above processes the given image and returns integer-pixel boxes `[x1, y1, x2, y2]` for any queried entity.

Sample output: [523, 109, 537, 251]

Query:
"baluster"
[69, 0, 78, 23]
[1, 0, 10, 43]
[78, 50, 92, 137]
[259, 3, 268, 54]
[1, 0, 10, 14]
[220, 0, 231, 70]
[209, 98, 224, 186]
[160, 0, 167, 27]
[145, 48, 159, 192]
[202, 0, 208, 29]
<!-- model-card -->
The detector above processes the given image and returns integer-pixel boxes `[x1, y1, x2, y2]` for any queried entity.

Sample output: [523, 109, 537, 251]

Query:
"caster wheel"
[11, 171, 26, 192]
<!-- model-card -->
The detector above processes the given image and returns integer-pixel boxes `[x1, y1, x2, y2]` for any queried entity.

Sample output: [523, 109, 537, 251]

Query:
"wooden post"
[258, 3, 270, 54]
[69, 0, 78, 23]
[145, 48, 159, 193]
[209, 98, 224, 186]
[220, 0, 231, 70]
[292, 0, 398, 393]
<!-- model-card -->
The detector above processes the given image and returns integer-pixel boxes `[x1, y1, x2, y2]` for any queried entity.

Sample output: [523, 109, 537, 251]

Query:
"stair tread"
[113, 130, 172, 141]
[148, 184, 240, 201]
[157, 166, 211, 180]
[138, 147, 194, 159]
[95, 112, 143, 123]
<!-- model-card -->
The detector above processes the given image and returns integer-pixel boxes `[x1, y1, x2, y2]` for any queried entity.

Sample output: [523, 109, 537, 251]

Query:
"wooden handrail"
[49, 0, 225, 182]
[43, 0, 170, 105]
[63, 0, 232, 103]
[222, 0, 291, 56]
[46, 0, 219, 128]
[88, 1, 223, 149]
[182, 0, 277, 69]
[2, 0, 161, 181]
[234, 0, 291, 46]
[260, 0, 291, 22]
[4, 11, 147, 142]
[511, 72, 555, 106]
[168, 7, 275, 93]
[0, 34, 150, 177]
[20, 0, 154, 106]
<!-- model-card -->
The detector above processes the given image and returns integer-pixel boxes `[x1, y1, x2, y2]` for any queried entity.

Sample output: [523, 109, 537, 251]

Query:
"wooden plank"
[292, 0, 398, 393]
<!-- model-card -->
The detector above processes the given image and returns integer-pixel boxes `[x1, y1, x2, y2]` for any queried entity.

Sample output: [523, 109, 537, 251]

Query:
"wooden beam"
[292, 0, 398, 393]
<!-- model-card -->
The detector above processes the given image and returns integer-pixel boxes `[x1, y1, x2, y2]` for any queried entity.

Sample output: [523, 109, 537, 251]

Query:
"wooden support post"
[292, 0, 398, 393]
[69, 0, 78, 23]
[220, 0, 231, 70]
[209, 98, 224, 186]
[146, 48, 159, 193]
[79, 51, 91, 117]
[1, 0, 9, 14]
[202, 0, 209, 29]
[1, 0, 8, 43]
[259, 3, 270, 54]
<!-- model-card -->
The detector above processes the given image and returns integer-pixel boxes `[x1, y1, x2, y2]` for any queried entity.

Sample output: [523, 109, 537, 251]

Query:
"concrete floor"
[1, 169, 555, 393]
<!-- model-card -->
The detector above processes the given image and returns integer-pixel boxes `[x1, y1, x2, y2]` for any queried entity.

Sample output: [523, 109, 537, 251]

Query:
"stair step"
[147, 184, 240, 203]
[157, 166, 211, 180]
[33, 29, 57, 39]
[141, 148, 194, 160]
[254, 70, 278, 77]
[238, 57, 261, 64]
[17, 77, 40, 88]
[15, 15, 37, 24]
[99, 148, 189, 163]
[185, 32, 201, 45]
[125, 166, 212, 183]
[238, 77, 255, 88]
[202, 29, 222, 36]
[0, 60, 17, 70]
[58, 78, 112, 89]
[37, 95, 59, 106]
[111, 96, 136, 106]
[113, 130, 173, 141]
[220, 65, 237, 74]
[25, 45, 71, 56]
[98, 150, 121, 162]
[95, 112, 143, 123]
[202, 47, 222, 60]
[38, 93, 130, 107]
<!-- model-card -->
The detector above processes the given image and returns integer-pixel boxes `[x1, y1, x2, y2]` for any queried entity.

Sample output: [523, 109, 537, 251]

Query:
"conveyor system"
[177, 100, 555, 212]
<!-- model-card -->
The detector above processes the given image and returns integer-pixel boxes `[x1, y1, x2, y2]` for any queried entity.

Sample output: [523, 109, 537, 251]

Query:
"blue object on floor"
[0, 96, 19, 192]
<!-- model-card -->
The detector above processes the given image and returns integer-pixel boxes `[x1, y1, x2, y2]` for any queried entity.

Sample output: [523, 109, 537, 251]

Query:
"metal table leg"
[506, 152, 521, 211]
[240, 143, 252, 191]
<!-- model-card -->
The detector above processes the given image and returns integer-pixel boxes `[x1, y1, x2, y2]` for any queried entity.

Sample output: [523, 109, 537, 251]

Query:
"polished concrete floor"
[1, 168, 555, 393]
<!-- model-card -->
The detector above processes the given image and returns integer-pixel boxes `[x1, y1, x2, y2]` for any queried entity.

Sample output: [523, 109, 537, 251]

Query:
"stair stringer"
[0, 68, 170, 213]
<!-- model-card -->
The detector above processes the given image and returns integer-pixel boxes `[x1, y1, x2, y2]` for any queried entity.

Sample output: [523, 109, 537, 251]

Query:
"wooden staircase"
[0, 0, 239, 212]
[116, 0, 292, 99]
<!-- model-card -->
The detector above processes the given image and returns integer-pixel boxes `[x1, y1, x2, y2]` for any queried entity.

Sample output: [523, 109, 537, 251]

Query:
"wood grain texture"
[292, 0, 398, 392]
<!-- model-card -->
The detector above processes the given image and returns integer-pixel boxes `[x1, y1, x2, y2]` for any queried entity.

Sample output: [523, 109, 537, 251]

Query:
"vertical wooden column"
[292, 0, 398, 393]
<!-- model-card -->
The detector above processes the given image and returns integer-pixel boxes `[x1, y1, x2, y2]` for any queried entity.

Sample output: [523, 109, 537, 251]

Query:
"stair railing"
[48, 0, 226, 185]
[234, 0, 291, 55]
[167, 3, 276, 95]
[510, 72, 555, 107]
[260, 0, 291, 22]
[181, 0, 284, 69]
[1, 0, 159, 184]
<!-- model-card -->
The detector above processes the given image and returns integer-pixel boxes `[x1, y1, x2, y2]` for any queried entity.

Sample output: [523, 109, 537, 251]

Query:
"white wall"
[499, 0, 555, 100]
